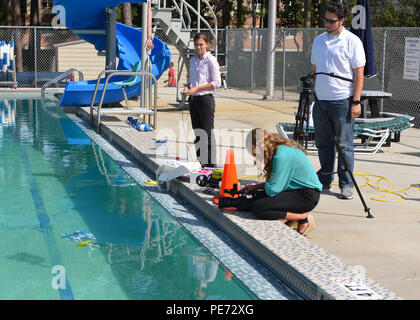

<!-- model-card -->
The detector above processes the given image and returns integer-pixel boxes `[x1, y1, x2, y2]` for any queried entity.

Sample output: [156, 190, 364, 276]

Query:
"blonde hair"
[246, 128, 306, 179]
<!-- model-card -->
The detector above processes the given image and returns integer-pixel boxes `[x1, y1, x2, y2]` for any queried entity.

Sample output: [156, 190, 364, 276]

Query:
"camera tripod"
[295, 72, 373, 219]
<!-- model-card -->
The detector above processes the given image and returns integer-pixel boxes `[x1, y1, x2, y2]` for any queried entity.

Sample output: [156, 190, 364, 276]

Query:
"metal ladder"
[89, 68, 158, 132]
[41, 68, 84, 99]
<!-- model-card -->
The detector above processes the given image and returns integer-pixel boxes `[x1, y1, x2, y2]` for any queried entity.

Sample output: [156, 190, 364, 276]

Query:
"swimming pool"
[0, 97, 255, 300]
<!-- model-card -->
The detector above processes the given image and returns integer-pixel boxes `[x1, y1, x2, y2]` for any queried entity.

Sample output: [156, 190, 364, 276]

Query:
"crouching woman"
[241, 129, 322, 235]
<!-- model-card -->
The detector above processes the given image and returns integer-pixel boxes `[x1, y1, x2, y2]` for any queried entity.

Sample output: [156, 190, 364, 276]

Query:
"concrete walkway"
[154, 86, 420, 299]
[8, 85, 417, 299]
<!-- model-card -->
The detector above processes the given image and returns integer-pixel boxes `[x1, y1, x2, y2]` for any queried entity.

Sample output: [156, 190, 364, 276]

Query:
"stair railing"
[181, 1, 192, 30]
[153, 0, 218, 58]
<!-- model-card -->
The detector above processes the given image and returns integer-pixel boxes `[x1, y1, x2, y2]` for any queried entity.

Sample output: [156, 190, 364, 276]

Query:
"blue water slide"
[54, 0, 171, 106]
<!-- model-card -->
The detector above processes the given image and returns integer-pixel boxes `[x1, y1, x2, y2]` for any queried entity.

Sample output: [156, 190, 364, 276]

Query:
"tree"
[235, 0, 247, 28]
[369, 0, 420, 27]
[304, 0, 312, 28]
[12, 0, 23, 72]
[30, 0, 41, 26]
[212, 0, 233, 28]
[121, 3, 133, 26]
[0, 0, 14, 25]
[278, 1, 304, 27]
[277, 0, 322, 28]
[29, 0, 41, 74]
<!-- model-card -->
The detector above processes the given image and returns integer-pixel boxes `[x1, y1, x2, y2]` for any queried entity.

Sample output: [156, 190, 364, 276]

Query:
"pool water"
[0, 98, 254, 300]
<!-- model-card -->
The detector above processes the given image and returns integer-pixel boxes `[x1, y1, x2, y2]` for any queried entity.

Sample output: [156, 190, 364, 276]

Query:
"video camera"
[300, 74, 314, 92]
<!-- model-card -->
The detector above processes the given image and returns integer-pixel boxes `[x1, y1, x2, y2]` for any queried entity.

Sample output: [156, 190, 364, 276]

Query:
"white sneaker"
[340, 187, 354, 200]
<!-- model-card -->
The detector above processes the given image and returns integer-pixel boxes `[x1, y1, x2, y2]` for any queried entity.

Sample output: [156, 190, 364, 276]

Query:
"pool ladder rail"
[89, 68, 157, 133]
[41, 68, 84, 100]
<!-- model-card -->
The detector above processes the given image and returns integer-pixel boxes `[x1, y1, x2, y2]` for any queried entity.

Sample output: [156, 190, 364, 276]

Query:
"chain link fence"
[374, 28, 420, 127]
[0, 26, 79, 88]
[0, 26, 418, 126]
[154, 27, 227, 66]
[226, 27, 420, 128]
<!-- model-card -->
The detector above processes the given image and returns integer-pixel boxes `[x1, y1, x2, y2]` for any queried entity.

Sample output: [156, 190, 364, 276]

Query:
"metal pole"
[264, 0, 277, 100]
[105, 7, 117, 70]
[197, 0, 201, 33]
[282, 28, 286, 100]
[251, 29, 255, 92]
[380, 28, 387, 114]
[225, 26, 229, 85]
[34, 28, 38, 88]
[250, 0, 256, 92]
[176, 54, 181, 102]
[141, 2, 148, 109]
[180, 1, 184, 27]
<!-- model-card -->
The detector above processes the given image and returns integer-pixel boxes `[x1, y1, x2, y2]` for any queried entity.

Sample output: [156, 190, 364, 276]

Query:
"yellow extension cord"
[238, 174, 420, 203]
[352, 174, 420, 202]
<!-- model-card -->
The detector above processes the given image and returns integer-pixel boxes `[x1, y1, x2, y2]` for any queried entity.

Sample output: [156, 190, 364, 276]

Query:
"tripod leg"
[312, 93, 373, 218]
[303, 99, 313, 150]
[294, 92, 310, 145]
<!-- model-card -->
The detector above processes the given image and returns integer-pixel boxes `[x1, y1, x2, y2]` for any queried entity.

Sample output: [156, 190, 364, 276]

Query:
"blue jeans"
[313, 98, 354, 189]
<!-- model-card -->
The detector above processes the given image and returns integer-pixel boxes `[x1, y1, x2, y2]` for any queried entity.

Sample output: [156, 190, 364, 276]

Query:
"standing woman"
[183, 33, 221, 167]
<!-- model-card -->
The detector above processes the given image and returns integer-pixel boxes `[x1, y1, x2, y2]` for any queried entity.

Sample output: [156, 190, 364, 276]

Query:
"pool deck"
[8, 86, 419, 300]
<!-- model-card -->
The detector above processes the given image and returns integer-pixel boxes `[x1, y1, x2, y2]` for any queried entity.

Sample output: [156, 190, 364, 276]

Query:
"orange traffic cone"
[214, 149, 239, 204]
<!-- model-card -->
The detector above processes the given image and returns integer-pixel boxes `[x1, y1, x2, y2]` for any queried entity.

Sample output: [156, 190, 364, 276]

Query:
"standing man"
[311, 1, 365, 200]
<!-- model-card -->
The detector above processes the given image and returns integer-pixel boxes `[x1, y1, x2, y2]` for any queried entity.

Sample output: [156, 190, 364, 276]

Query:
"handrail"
[41, 68, 84, 99]
[182, 1, 192, 30]
[140, 54, 154, 114]
[147, 56, 154, 113]
[89, 69, 123, 124]
[169, 0, 184, 28]
[89, 69, 158, 132]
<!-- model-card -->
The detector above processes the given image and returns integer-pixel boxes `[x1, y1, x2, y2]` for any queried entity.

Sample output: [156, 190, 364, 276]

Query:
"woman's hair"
[246, 128, 306, 179]
[326, 1, 347, 19]
[193, 32, 211, 51]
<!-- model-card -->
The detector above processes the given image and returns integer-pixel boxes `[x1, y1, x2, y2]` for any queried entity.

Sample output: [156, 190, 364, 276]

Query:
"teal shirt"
[265, 145, 322, 196]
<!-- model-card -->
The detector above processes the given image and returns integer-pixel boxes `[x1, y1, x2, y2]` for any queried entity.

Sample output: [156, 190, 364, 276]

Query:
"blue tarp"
[53, 0, 171, 106]
[53, 0, 147, 52]
[351, 0, 377, 78]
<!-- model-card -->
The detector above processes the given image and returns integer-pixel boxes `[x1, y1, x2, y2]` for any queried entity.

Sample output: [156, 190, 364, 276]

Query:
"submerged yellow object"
[144, 179, 157, 185]
[76, 240, 93, 247]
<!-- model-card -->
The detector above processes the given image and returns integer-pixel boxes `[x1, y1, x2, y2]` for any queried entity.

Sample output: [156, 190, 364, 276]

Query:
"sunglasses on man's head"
[324, 17, 341, 24]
